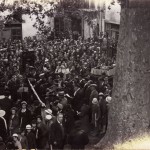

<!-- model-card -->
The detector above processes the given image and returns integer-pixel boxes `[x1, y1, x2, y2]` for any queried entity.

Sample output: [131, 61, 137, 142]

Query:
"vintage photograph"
[0, 0, 148, 149]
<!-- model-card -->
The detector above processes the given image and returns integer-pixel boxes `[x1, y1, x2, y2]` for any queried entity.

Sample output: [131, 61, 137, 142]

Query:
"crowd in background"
[0, 34, 116, 150]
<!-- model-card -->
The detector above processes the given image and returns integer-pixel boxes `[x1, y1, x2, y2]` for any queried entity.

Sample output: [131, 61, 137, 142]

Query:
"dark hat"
[31, 119, 37, 124]
[36, 115, 42, 120]
[58, 91, 65, 96]
[11, 107, 17, 111]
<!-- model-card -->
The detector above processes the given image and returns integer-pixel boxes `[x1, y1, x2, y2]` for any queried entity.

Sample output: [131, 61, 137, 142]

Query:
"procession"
[0, 0, 120, 149]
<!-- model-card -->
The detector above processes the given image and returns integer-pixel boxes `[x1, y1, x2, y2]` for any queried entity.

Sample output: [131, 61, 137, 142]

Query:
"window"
[11, 29, 22, 40]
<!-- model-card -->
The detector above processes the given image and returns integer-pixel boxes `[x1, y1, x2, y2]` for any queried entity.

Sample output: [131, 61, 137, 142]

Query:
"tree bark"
[95, 6, 150, 149]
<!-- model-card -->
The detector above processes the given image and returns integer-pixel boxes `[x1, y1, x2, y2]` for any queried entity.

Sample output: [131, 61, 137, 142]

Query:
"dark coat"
[18, 109, 32, 130]
[63, 107, 76, 134]
[100, 99, 108, 126]
[0, 142, 6, 150]
[84, 85, 92, 105]
[36, 123, 49, 149]
[50, 121, 66, 149]
[72, 88, 84, 111]
[79, 105, 90, 133]
[26, 132, 36, 149]
[8, 115, 19, 135]
[89, 89, 99, 106]
[68, 128, 89, 150]
[0, 117, 7, 142]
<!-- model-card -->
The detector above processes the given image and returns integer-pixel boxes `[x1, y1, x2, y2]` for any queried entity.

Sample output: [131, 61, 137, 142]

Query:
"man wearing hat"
[36, 115, 49, 149]
[89, 84, 99, 106]
[18, 101, 32, 131]
[58, 91, 68, 107]
[72, 84, 84, 112]
[44, 109, 56, 128]
[25, 125, 36, 149]
[50, 113, 66, 149]
[91, 98, 100, 136]
[99, 96, 111, 134]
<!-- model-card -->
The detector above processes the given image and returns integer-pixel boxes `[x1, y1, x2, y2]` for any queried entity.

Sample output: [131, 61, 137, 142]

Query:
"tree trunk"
[95, 6, 150, 149]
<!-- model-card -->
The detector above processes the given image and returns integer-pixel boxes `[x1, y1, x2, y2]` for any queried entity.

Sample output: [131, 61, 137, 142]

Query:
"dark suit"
[8, 115, 19, 135]
[50, 121, 66, 149]
[36, 123, 49, 149]
[0, 117, 7, 142]
[26, 132, 36, 149]
[68, 128, 89, 150]
[72, 88, 84, 112]
[18, 109, 32, 131]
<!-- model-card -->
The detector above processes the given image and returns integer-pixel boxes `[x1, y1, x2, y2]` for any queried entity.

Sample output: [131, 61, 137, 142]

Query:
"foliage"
[0, 0, 56, 35]
[0, 0, 122, 37]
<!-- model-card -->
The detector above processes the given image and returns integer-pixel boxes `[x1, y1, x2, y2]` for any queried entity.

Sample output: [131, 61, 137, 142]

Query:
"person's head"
[99, 92, 104, 100]
[36, 116, 42, 124]
[21, 101, 27, 109]
[26, 125, 32, 133]
[21, 131, 25, 136]
[0, 136, 3, 143]
[31, 120, 37, 129]
[12, 134, 19, 141]
[11, 107, 17, 115]
[57, 113, 63, 123]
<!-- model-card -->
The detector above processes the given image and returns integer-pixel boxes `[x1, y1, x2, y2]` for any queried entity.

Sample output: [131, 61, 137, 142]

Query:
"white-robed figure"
[55, 61, 70, 80]
[0, 110, 7, 141]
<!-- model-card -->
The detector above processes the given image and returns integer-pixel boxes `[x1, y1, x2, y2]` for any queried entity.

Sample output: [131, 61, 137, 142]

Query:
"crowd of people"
[0, 34, 116, 150]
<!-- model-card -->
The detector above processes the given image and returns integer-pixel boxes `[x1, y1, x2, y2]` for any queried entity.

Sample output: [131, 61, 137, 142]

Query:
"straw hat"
[99, 92, 104, 96]
[106, 96, 112, 103]
[12, 133, 18, 137]
[92, 98, 99, 105]
[0, 110, 5, 117]
[26, 125, 32, 130]
[45, 109, 52, 115]
[45, 115, 52, 120]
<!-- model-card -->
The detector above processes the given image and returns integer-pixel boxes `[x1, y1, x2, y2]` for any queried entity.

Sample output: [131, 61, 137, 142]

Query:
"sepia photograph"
[0, 0, 149, 149]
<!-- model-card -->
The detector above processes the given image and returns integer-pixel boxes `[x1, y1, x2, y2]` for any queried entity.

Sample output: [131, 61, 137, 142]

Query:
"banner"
[91, 67, 116, 76]
[28, 79, 45, 107]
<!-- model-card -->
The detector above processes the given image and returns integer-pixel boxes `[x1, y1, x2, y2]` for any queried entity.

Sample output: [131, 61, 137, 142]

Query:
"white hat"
[26, 125, 32, 130]
[99, 92, 104, 96]
[0, 110, 5, 117]
[106, 96, 112, 103]
[92, 98, 99, 105]
[45, 115, 52, 120]
[21, 101, 27, 105]
[45, 58, 49, 62]
[45, 109, 52, 115]
[12, 133, 18, 137]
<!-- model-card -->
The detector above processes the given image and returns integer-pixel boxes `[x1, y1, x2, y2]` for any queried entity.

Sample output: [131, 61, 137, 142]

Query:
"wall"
[22, 15, 54, 38]
[105, 1, 121, 24]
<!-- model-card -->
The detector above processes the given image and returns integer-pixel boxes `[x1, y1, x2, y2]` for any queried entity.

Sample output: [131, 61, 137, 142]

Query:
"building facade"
[53, 0, 120, 40]
[0, 19, 22, 41]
